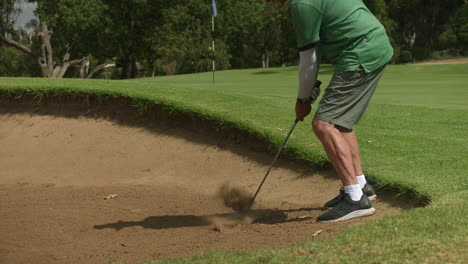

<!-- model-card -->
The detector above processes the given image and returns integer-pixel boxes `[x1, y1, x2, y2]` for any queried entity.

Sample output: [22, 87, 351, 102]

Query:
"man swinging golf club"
[284, 0, 394, 222]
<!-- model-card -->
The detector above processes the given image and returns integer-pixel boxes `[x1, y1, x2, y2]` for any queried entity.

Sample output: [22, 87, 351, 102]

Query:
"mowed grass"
[0, 63, 467, 263]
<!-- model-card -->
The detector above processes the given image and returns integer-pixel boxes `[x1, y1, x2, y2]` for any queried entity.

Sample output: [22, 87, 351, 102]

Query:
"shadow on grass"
[93, 207, 323, 231]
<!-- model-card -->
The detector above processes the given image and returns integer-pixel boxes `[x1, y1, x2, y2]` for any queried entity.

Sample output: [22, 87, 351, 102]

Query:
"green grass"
[0, 63, 467, 263]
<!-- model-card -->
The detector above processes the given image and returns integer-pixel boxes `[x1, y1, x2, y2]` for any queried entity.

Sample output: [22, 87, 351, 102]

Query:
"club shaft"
[248, 119, 299, 209]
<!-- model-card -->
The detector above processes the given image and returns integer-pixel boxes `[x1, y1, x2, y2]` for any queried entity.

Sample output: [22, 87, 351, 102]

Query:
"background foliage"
[0, 0, 467, 78]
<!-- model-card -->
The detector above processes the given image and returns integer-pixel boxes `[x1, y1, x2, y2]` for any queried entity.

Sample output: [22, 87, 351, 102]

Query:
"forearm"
[297, 47, 319, 102]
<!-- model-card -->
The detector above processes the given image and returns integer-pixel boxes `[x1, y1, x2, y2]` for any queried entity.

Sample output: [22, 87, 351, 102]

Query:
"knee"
[312, 119, 331, 139]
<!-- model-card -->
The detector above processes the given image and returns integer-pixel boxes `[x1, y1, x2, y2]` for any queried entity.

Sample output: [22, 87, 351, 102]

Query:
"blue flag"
[211, 0, 218, 17]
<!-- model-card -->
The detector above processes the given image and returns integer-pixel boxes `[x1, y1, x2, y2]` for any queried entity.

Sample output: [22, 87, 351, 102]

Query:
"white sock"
[356, 175, 367, 189]
[343, 184, 363, 201]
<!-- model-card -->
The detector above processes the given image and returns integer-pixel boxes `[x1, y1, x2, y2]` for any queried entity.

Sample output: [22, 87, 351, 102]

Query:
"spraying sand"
[217, 183, 254, 212]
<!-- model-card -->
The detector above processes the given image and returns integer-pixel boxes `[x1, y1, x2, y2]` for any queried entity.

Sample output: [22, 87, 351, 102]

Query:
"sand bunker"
[0, 101, 416, 264]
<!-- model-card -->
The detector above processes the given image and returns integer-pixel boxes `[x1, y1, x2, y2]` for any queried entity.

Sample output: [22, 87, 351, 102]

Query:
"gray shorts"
[314, 64, 386, 130]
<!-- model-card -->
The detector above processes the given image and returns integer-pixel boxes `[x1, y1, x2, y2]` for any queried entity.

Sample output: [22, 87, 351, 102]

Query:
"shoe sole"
[318, 207, 376, 222]
[325, 195, 377, 208]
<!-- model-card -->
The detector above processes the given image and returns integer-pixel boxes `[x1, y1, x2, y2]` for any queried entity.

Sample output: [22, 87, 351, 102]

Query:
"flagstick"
[212, 15, 215, 88]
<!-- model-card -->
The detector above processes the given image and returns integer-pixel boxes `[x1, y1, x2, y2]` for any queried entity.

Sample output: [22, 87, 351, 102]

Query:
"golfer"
[288, 0, 393, 222]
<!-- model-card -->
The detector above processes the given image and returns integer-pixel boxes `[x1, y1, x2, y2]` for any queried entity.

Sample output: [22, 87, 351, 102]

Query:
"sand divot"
[208, 214, 254, 233]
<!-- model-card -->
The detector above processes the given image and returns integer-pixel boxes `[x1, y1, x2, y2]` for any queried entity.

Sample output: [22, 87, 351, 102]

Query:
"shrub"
[400, 50, 413, 63]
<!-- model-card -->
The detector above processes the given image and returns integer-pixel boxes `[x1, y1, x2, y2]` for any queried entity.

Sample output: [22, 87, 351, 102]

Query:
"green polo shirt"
[289, 0, 393, 72]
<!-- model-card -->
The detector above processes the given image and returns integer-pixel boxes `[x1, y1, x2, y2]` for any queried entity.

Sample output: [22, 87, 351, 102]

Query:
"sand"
[0, 100, 416, 264]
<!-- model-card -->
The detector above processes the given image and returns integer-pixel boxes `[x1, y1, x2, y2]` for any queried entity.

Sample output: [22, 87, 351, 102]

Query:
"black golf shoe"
[324, 183, 377, 208]
[317, 193, 375, 222]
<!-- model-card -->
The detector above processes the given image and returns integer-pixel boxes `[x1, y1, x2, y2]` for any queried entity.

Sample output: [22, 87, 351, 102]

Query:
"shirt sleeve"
[289, 3, 322, 51]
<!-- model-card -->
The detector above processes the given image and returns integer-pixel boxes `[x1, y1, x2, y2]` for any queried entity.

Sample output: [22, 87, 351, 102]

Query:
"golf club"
[246, 119, 299, 210]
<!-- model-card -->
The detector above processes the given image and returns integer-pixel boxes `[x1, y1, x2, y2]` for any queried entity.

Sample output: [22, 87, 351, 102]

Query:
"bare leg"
[312, 119, 357, 186]
[339, 128, 363, 177]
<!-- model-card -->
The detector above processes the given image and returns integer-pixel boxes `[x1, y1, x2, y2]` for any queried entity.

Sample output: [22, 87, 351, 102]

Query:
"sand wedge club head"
[246, 119, 299, 211]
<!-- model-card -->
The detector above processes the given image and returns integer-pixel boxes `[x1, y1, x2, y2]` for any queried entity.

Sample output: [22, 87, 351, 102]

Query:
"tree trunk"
[0, 35, 35, 58]
[87, 63, 115, 79]
[49, 53, 82, 78]
[36, 23, 54, 77]
[120, 55, 138, 79]
[1, 22, 83, 78]
[78, 57, 90, 78]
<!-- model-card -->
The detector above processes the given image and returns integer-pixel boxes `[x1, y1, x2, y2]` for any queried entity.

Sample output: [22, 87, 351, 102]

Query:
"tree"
[93, 0, 166, 79]
[0, 27, 38, 76]
[386, 0, 466, 60]
[450, 2, 468, 53]
[0, 0, 19, 35]
[0, 0, 107, 78]
[143, 0, 231, 76]
[257, 1, 286, 68]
